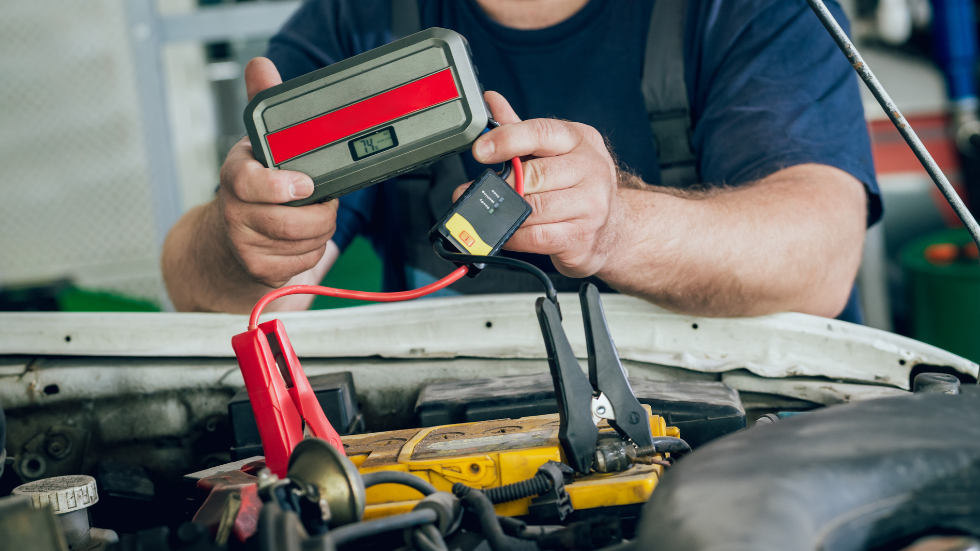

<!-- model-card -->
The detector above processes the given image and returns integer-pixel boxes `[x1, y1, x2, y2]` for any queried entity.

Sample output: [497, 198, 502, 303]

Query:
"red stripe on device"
[266, 68, 460, 164]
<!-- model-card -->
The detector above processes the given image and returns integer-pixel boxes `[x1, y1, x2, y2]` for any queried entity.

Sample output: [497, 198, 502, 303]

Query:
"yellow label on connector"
[445, 213, 492, 255]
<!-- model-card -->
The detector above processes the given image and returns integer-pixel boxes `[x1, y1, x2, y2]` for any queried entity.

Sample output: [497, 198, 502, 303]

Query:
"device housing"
[429, 168, 532, 271]
[244, 28, 490, 205]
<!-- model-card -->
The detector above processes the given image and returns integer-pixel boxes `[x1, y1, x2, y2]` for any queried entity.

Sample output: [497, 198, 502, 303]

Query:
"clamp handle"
[580, 284, 654, 448]
[536, 297, 598, 474]
[231, 319, 345, 477]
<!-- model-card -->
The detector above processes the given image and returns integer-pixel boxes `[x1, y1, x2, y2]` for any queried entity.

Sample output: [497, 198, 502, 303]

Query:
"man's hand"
[162, 58, 340, 313]
[219, 58, 338, 288]
[455, 92, 624, 278]
[457, 92, 867, 319]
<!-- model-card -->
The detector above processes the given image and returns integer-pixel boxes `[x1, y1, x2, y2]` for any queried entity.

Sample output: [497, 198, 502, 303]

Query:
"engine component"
[455, 461, 574, 521]
[913, 372, 962, 395]
[12, 426, 88, 482]
[189, 465, 263, 544]
[11, 474, 117, 551]
[244, 28, 490, 205]
[415, 376, 744, 449]
[0, 494, 69, 551]
[228, 371, 364, 460]
[342, 410, 674, 520]
[286, 437, 366, 528]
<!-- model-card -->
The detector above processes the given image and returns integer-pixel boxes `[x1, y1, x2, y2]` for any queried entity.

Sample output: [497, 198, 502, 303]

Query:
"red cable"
[247, 157, 524, 330]
[512, 156, 523, 196]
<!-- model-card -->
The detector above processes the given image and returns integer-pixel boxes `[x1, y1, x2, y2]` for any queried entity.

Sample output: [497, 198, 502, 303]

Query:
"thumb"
[245, 57, 283, 101]
[451, 182, 472, 203]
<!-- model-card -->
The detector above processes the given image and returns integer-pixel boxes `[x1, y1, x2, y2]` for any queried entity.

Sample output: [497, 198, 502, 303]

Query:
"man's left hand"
[453, 91, 626, 278]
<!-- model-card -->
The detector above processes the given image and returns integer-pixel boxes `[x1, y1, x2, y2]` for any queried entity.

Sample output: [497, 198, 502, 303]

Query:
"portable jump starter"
[244, 28, 491, 205]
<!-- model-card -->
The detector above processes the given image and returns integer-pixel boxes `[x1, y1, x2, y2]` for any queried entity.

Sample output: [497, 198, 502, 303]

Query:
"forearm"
[597, 164, 867, 318]
[161, 201, 337, 313]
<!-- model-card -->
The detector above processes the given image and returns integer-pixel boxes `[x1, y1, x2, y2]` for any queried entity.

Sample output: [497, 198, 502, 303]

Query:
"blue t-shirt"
[266, 0, 880, 322]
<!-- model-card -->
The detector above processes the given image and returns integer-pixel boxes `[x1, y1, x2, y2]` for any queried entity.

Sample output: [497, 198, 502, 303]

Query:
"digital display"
[349, 127, 397, 161]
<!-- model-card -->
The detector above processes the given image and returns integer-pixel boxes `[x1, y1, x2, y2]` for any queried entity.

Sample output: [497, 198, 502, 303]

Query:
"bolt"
[44, 433, 72, 460]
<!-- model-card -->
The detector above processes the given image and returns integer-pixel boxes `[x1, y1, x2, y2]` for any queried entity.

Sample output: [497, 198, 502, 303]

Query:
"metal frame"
[122, 0, 301, 247]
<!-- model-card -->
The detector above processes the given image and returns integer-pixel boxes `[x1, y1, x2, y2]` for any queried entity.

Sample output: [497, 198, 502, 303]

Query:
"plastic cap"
[912, 372, 961, 395]
[924, 243, 959, 265]
[11, 475, 99, 514]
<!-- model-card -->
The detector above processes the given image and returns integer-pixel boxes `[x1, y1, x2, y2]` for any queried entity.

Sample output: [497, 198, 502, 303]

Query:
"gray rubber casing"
[244, 28, 490, 206]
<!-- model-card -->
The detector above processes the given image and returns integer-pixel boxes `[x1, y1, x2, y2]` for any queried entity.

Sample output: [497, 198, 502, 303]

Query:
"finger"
[239, 244, 329, 288]
[222, 139, 314, 204]
[236, 200, 339, 242]
[473, 118, 593, 165]
[502, 222, 581, 257]
[451, 181, 473, 203]
[520, 188, 598, 227]
[519, 155, 589, 195]
[485, 91, 521, 125]
[245, 57, 282, 101]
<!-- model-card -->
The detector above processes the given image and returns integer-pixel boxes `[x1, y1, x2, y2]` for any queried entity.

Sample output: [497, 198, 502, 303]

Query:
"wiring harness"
[246, 154, 528, 330]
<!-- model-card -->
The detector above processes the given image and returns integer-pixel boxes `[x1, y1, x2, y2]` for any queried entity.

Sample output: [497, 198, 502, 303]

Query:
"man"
[162, 0, 878, 322]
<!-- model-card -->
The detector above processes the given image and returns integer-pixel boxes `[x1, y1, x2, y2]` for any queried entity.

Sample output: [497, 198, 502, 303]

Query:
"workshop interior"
[3, 0, 980, 550]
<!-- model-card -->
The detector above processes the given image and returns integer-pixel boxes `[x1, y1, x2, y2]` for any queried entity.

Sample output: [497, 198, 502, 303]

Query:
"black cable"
[432, 240, 558, 305]
[329, 509, 438, 546]
[361, 471, 437, 496]
[415, 523, 448, 551]
[634, 436, 692, 457]
[497, 158, 512, 181]
[465, 474, 552, 504]
[451, 486, 537, 551]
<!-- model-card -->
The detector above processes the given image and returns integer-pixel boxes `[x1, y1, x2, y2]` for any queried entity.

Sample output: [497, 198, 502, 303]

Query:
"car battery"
[343, 409, 679, 522]
[228, 372, 363, 460]
[244, 28, 490, 205]
[414, 374, 745, 449]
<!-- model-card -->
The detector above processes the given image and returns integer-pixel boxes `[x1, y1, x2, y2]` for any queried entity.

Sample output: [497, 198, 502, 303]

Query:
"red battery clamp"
[231, 319, 345, 477]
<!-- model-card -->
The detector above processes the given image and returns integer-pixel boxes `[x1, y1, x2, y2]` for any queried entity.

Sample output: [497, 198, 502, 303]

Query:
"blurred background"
[1, 0, 979, 360]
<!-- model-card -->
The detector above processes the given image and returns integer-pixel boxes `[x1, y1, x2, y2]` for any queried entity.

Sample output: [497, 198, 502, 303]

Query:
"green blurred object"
[57, 287, 159, 312]
[311, 236, 384, 310]
[0, 279, 160, 312]
[901, 228, 980, 363]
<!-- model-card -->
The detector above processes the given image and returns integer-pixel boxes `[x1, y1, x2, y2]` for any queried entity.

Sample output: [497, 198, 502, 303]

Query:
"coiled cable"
[451, 472, 552, 505]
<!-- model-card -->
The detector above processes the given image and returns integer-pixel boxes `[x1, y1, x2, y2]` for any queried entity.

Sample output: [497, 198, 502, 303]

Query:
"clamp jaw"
[535, 283, 654, 474]
[231, 319, 345, 477]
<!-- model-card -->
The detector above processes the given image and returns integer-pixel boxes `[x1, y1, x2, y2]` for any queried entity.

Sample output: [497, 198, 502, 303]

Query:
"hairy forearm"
[596, 164, 867, 318]
[161, 201, 337, 313]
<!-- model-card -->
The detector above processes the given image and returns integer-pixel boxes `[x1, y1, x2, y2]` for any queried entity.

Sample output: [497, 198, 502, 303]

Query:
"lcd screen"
[349, 127, 398, 161]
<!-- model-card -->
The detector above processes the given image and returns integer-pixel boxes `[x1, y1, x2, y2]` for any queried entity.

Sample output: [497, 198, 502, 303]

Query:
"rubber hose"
[635, 436, 692, 457]
[361, 471, 437, 496]
[452, 486, 535, 551]
[482, 474, 552, 504]
[329, 509, 438, 546]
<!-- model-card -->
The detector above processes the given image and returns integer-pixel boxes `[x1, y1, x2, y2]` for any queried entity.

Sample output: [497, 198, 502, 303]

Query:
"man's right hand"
[219, 57, 338, 288]
[162, 57, 340, 313]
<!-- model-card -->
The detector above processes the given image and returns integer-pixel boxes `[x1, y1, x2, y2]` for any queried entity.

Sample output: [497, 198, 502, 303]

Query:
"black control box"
[414, 374, 745, 449]
[228, 372, 363, 460]
[429, 168, 532, 264]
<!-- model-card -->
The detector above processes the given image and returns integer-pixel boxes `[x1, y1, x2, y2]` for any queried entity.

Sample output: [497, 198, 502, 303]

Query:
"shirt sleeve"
[687, 0, 882, 226]
[263, 0, 391, 251]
